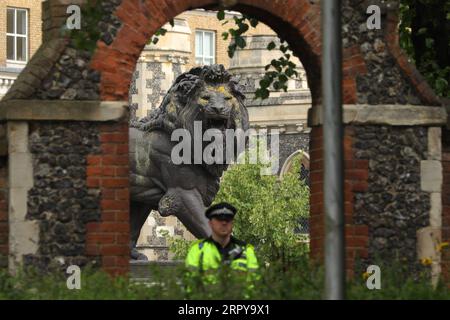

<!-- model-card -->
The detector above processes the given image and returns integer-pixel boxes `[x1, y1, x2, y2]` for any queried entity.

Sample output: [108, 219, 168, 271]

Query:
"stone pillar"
[7, 122, 39, 273]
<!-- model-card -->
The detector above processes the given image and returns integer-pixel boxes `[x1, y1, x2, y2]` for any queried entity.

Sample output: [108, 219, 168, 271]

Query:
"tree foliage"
[213, 154, 310, 266]
[398, 0, 450, 98]
[69, 0, 104, 52]
[167, 149, 310, 268]
[70, 3, 449, 99]
[216, 10, 298, 100]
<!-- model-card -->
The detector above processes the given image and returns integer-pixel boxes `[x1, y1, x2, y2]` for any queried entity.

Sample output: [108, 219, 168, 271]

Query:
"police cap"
[205, 202, 237, 220]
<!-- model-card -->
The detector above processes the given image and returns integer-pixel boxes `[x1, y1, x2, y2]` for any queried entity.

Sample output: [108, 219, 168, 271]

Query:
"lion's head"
[132, 65, 250, 176]
[133, 64, 249, 134]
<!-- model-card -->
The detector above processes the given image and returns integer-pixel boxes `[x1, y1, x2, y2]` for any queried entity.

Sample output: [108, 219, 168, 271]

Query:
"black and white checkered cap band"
[209, 207, 234, 216]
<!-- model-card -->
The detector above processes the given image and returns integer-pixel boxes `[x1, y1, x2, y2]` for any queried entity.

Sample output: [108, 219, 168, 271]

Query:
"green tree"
[213, 154, 310, 267]
[167, 148, 310, 268]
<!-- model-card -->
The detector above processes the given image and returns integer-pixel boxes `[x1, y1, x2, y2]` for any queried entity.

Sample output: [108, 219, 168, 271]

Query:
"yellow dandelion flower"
[420, 257, 433, 266]
[362, 271, 370, 280]
[436, 242, 449, 252]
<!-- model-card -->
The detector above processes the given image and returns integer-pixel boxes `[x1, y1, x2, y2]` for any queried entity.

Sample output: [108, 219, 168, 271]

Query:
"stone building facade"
[0, 0, 44, 99]
[0, 0, 447, 284]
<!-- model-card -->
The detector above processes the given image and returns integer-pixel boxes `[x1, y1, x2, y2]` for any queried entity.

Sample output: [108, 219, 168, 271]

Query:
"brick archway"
[90, 0, 323, 104]
[0, 0, 447, 278]
[89, 0, 447, 277]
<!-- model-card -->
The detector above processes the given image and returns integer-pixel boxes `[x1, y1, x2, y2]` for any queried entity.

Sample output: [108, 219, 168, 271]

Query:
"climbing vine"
[68, 0, 105, 53]
[149, 19, 174, 45]
[217, 10, 299, 100]
[68, 2, 449, 99]
[399, 0, 450, 98]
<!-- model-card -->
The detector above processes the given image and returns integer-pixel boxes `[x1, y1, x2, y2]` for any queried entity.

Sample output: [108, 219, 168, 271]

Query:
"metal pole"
[322, 0, 345, 300]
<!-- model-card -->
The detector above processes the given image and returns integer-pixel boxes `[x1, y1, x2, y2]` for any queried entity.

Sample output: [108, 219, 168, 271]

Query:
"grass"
[0, 257, 448, 300]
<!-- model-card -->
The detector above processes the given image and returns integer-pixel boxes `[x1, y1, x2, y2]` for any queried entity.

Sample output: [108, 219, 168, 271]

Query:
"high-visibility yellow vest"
[185, 238, 259, 278]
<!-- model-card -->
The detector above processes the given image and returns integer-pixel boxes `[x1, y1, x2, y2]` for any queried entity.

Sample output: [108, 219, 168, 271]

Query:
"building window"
[7, 7, 28, 63]
[195, 30, 215, 65]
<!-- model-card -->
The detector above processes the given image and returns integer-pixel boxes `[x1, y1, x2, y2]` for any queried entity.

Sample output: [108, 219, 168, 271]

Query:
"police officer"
[185, 202, 259, 282]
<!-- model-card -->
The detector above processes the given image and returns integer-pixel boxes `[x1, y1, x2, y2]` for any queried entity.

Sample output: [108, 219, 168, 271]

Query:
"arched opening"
[123, 6, 317, 263]
[279, 150, 310, 182]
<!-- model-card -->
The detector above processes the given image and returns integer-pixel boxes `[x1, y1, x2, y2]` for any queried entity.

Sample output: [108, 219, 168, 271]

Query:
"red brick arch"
[1, 0, 445, 278]
[85, 0, 444, 276]
[90, 0, 325, 104]
[90, 0, 438, 105]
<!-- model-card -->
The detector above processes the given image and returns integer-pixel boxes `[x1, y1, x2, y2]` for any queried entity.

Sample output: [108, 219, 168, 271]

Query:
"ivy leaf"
[267, 71, 278, 78]
[260, 78, 270, 88]
[271, 60, 282, 72]
[235, 36, 246, 49]
[255, 88, 270, 100]
[278, 74, 288, 83]
[217, 10, 225, 20]
[285, 68, 298, 77]
[250, 18, 259, 28]
[267, 41, 276, 50]
[228, 44, 237, 58]
[240, 23, 249, 33]
[273, 81, 281, 90]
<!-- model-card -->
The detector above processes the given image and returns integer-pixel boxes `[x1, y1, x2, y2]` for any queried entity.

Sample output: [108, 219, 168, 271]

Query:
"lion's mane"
[130, 64, 248, 135]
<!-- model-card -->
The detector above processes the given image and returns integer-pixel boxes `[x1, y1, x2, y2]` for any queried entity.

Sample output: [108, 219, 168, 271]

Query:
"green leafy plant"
[165, 144, 310, 268]
[213, 152, 310, 267]
[1, 257, 449, 299]
[399, 0, 450, 98]
[69, 0, 105, 52]
[148, 19, 174, 45]
[216, 10, 299, 100]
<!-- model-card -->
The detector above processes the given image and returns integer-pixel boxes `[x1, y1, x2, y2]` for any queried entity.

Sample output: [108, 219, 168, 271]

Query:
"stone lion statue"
[129, 65, 249, 260]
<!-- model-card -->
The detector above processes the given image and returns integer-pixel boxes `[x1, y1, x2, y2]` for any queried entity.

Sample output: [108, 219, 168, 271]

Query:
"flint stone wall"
[353, 126, 430, 269]
[25, 122, 101, 271]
